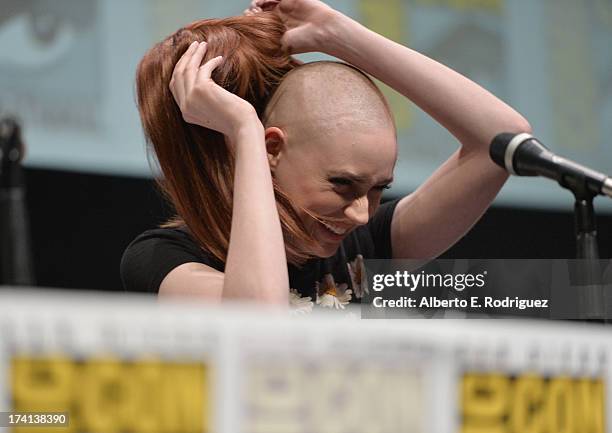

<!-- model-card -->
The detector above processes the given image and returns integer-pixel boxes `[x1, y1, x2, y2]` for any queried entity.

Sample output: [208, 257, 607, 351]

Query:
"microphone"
[490, 133, 612, 198]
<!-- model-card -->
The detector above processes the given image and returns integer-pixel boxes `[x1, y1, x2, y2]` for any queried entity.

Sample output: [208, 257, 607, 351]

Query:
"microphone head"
[489, 133, 517, 170]
[490, 132, 540, 175]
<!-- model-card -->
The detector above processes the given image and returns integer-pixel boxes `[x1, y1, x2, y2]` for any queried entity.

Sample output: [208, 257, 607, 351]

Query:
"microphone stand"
[0, 117, 35, 286]
[565, 174, 604, 320]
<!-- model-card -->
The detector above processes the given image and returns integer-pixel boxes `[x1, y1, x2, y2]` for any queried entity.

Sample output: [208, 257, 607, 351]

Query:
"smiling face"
[264, 62, 398, 257]
[271, 125, 397, 257]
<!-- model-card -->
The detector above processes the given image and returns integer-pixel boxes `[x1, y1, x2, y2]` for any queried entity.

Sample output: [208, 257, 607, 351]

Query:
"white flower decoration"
[316, 290, 353, 309]
[289, 289, 313, 314]
[347, 254, 368, 299]
[315, 273, 352, 309]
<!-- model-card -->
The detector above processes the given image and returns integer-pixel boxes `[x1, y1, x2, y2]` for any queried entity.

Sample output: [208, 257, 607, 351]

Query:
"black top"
[120, 199, 400, 304]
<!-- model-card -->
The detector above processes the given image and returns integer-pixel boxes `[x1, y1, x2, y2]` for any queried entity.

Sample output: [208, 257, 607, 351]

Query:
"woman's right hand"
[245, 0, 340, 55]
[169, 41, 261, 139]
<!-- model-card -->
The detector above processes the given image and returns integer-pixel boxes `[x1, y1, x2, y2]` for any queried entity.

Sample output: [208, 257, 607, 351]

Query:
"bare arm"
[274, 0, 531, 258]
[160, 41, 288, 304]
[223, 122, 289, 303]
[325, 20, 531, 258]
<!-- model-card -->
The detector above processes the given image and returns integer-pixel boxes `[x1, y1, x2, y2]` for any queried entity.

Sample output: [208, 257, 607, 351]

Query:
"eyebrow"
[328, 171, 394, 185]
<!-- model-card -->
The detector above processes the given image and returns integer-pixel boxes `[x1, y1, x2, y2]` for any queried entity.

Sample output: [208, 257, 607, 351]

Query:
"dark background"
[21, 167, 612, 291]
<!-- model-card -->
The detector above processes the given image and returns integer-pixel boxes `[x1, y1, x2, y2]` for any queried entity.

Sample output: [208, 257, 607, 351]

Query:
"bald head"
[263, 62, 395, 143]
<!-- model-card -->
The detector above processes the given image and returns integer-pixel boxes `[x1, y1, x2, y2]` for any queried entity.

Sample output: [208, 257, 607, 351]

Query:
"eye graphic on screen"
[0, 15, 75, 68]
[0, 0, 101, 137]
[0, 0, 94, 68]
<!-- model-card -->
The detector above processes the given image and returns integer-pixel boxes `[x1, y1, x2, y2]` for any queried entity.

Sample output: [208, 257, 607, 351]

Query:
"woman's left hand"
[244, 0, 340, 55]
[243, 0, 278, 15]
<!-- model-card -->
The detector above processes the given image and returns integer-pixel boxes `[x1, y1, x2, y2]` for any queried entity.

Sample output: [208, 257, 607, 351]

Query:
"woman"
[121, 0, 531, 310]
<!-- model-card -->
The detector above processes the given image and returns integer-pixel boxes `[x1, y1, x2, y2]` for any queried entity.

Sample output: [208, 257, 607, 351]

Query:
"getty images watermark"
[371, 269, 548, 310]
[360, 259, 612, 319]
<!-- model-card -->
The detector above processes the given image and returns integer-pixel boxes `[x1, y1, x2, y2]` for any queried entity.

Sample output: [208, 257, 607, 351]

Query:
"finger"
[173, 41, 199, 78]
[185, 42, 209, 88]
[260, 0, 280, 11]
[172, 41, 199, 100]
[198, 55, 224, 80]
[256, 0, 279, 6]
[186, 41, 208, 71]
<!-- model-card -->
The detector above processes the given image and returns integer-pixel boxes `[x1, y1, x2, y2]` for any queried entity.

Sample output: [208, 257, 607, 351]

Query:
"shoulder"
[120, 227, 223, 293]
[127, 226, 198, 248]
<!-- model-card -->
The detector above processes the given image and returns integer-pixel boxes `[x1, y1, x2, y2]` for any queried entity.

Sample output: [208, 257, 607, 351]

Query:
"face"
[270, 124, 398, 258]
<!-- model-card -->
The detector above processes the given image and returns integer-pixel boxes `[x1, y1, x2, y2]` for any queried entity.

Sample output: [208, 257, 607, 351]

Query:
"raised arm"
[270, 0, 531, 258]
[324, 12, 532, 259]
[163, 41, 288, 304]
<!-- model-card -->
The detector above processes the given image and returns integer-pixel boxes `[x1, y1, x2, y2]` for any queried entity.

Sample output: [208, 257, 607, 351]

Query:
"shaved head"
[263, 62, 396, 142]
[262, 62, 398, 258]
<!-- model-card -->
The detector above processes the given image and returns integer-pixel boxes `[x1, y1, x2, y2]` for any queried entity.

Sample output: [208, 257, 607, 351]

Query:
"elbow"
[476, 117, 532, 153]
[462, 116, 534, 155]
[506, 116, 533, 135]
[248, 275, 290, 305]
[256, 287, 290, 306]
[497, 110, 533, 134]
[222, 279, 289, 305]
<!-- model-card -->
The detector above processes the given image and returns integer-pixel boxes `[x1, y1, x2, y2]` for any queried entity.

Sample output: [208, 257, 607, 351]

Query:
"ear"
[265, 126, 286, 170]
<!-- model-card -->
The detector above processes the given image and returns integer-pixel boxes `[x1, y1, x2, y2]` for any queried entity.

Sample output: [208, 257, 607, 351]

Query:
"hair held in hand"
[136, 13, 319, 266]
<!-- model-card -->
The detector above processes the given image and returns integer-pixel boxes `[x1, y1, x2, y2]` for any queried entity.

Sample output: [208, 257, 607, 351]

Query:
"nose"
[344, 196, 369, 226]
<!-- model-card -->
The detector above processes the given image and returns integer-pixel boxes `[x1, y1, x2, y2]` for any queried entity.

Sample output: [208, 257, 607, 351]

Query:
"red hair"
[136, 13, 319, 265]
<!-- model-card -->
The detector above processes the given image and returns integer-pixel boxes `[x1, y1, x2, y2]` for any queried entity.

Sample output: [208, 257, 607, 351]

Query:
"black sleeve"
[367, 198, 401, 258]
[120, 228, 223, 293]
